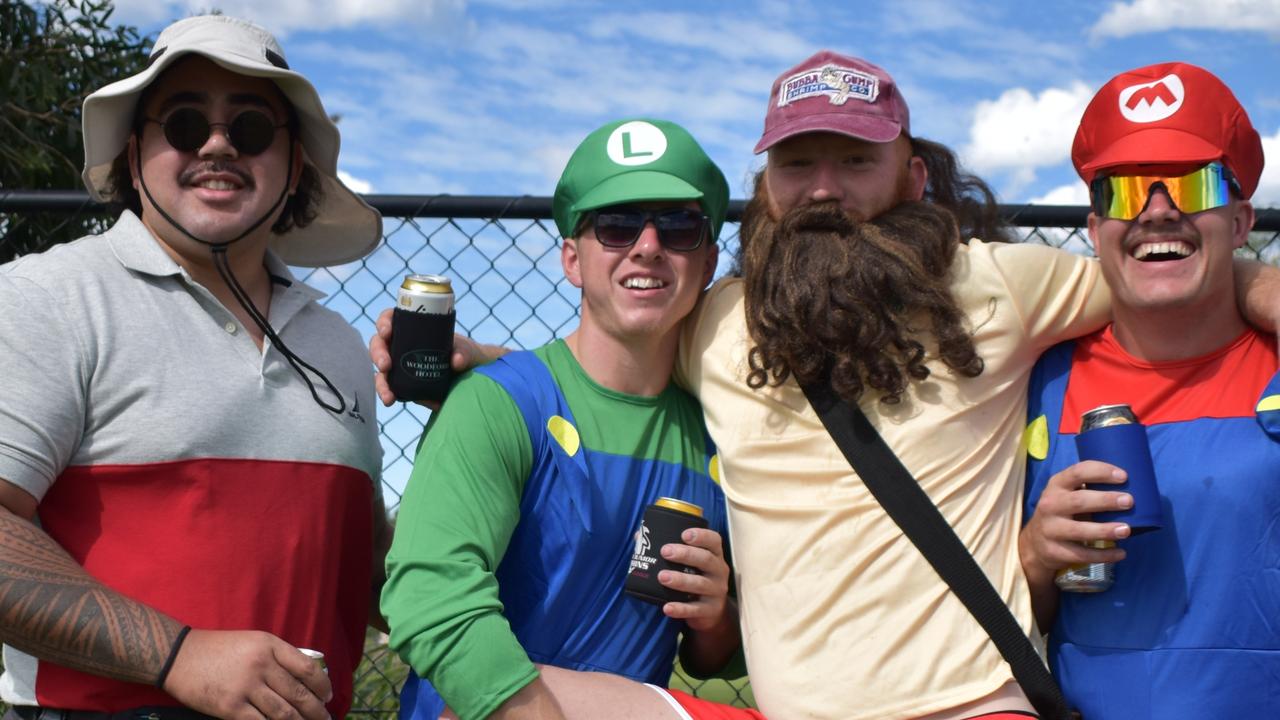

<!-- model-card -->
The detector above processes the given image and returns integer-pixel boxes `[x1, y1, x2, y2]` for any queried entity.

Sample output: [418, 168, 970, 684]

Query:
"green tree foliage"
[1, 0, 151, 263]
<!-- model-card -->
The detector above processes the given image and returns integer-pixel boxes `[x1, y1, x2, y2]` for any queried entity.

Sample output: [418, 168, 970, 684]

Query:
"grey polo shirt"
[0, 211, 382, 710]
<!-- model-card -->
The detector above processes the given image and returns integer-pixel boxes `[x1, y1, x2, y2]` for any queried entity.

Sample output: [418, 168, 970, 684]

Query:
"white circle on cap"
[607, 121, 668, 166]
[1117, 74, 1185, 124]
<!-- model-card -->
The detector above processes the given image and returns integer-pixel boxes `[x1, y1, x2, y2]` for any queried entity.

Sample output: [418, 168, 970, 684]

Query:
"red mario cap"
[754, 50, 911, 154]
[1072, 62, 1263, 198]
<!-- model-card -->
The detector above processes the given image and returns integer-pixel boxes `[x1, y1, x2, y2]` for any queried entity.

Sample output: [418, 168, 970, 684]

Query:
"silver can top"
[1080, 403, 1137, 432]
[401, 274, 452, 294]
[297, 647, 327, 670]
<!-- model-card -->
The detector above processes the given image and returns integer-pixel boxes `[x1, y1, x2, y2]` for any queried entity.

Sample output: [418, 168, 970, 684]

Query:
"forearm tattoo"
[0, 511, 182, 684]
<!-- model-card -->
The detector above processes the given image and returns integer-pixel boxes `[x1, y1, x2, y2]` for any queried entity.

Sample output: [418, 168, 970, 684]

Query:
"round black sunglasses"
[143, 107, 288, 156]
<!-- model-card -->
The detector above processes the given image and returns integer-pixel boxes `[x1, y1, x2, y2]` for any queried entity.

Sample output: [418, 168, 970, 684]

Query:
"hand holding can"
[625, 498, 708, 605]
[1074, 404, 1163, 532]
[1058, 404, 1162, 593]
[387, 275, 456, 403]
[1055, 540, 1117, 593]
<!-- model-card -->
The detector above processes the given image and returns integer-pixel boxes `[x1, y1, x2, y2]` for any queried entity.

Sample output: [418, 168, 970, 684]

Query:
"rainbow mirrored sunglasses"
[1090, 162, 1241, 220]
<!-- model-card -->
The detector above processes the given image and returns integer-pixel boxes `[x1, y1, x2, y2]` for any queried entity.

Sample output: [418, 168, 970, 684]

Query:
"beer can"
[397, 274, 455, 315]
[1054, 540, 1116, 592]
[1058, 403, 1137, 593]
[1077, 402, 1163, 533]
[388, 274, 457, 403]
[654, 497, 704, 518]
[1080, 404, 1136, 432]
[297, 648, 328, 674]
[624, 497, 708, 605]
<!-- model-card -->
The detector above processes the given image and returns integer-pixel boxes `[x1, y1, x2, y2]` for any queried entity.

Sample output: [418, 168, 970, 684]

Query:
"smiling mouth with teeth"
[196, 179, 240, 191]
[1133, 241, 1194, 262]
[622, 277, 667, 289]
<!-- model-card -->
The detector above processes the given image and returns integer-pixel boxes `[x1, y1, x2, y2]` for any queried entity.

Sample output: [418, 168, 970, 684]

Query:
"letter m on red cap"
[1118, 74, 1185, 123]
[1126, 83, 1176, 110]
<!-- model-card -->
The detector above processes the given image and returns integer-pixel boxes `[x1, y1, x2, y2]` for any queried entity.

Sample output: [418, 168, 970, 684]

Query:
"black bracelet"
[155, 625, 192, 689]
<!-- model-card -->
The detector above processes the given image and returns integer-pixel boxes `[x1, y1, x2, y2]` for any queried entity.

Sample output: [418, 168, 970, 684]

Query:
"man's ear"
[562, 236, 584, 289]
[127, 135, 141, 192]
[288, 138, 304, 194]
[700, 239, 718, 287]
[906, 155, 927, 202]
[1232, 200, 1256, 251]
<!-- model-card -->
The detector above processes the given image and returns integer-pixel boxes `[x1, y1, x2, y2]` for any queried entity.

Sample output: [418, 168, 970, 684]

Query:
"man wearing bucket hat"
[381, 118, 741, 720]
[1021, 62, 1280, 718]
[0, 14, 384, 720]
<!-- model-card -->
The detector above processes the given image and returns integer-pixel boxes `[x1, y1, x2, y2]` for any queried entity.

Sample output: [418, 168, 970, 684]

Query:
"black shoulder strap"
[799, 380, 1072, 720]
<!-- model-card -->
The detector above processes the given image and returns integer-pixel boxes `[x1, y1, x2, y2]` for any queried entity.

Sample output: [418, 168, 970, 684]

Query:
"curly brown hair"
[910, 136, 1015, 244]
[739, 188, 984, 406]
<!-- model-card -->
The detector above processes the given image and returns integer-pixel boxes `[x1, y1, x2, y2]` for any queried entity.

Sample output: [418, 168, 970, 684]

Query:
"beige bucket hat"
[81, 15, 381, 267]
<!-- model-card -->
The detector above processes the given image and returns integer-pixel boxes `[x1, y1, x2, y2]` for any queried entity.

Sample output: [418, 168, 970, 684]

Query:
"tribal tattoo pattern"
[0, 510, 182, 684]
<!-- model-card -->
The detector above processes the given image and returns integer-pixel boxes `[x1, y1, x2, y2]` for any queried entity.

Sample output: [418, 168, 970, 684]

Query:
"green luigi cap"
[553, 118, 730, 242]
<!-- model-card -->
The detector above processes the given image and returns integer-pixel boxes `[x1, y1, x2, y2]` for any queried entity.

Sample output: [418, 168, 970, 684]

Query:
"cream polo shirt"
[678, 240, 1108, 720]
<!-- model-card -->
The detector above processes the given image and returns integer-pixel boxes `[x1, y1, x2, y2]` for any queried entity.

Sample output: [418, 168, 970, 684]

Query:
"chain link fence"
[2, 191, 1279, 716]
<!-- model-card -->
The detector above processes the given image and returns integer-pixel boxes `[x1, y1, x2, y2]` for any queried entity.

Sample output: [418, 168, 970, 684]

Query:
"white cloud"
[338, 170, 374, 194]
[534, 143, 576, 190]
[961, 82, 1094, 178]
[1029, 182, 1091, 205]
[1255, 128, 1280, 209]
[1091, 0, 1280, 39]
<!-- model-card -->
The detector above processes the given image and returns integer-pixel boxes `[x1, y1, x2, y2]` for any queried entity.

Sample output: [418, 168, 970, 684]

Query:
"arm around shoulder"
[990, 243, 1111, 347]
[1234, 259, 1280, 336]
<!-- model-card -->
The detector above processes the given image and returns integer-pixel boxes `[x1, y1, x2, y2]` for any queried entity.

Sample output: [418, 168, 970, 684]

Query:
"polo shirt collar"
[106, 211, 183, 278]
[263, 251, 326, 302]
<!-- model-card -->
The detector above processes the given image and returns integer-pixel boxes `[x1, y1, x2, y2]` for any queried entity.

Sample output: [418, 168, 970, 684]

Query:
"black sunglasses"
[143, 107, 288, 156]
[589, 207, 710, 252]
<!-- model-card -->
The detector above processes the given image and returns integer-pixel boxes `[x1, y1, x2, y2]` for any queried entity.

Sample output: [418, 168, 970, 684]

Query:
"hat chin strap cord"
[136, 140, 347, 415]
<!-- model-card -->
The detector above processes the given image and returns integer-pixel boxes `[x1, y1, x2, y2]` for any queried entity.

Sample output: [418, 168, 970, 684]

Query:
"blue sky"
[111, 0, 1280, 207]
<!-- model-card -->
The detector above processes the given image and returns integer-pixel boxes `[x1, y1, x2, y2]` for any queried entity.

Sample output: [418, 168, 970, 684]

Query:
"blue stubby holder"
[1075, 423, 1163, 533]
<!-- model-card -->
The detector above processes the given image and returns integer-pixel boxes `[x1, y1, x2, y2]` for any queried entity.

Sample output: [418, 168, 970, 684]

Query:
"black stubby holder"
[388, 308, 456, 403]
[624, 503, 708, 605]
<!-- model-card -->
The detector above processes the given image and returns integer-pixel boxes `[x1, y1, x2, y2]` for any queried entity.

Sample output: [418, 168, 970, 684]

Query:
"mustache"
[776, 201, 860, 237]
[766, 200, 961, 280]
[1126, 227, 1198, 247]
[179, 161, 254, 189]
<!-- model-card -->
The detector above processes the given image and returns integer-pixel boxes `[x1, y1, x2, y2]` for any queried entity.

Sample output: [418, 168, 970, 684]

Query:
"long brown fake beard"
[739, 197, 984, 405]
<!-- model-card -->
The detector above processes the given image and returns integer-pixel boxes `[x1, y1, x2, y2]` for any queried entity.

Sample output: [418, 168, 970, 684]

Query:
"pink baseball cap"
[754, 50, 911, 154]
[1072, 61, 1264, 198]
